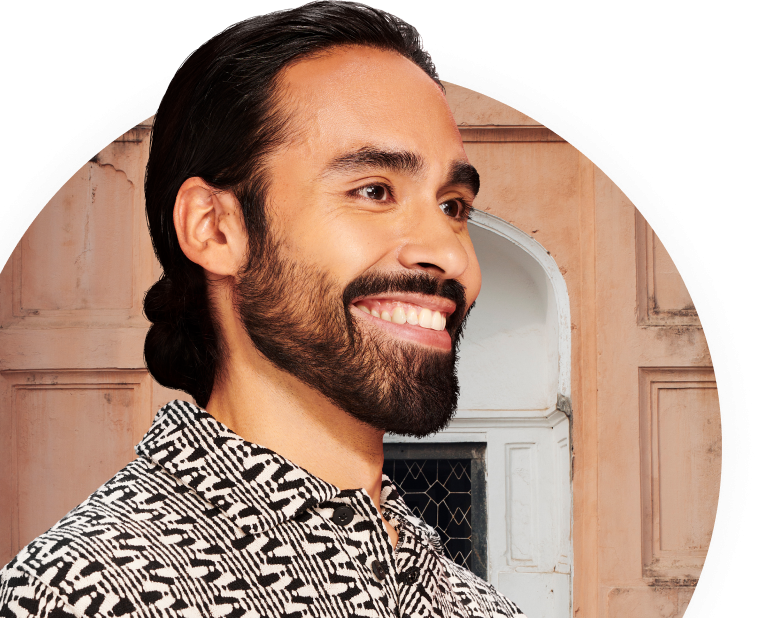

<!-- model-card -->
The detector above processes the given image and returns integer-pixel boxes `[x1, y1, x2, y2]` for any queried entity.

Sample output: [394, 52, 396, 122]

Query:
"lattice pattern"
[383, 458, 473, 570]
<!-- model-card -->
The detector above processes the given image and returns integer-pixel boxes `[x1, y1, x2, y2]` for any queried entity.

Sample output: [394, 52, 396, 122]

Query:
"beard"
[232, 232, 471, 438]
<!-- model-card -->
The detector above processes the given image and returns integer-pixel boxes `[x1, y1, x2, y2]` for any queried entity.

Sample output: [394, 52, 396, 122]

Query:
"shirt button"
[332, 505, 354, 526]
[401, 566, 420, 585]
[371, 559, 389, 581]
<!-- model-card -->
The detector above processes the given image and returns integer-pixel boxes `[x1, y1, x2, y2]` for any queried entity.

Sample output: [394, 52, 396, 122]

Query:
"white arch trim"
[469, 209, 572, 402]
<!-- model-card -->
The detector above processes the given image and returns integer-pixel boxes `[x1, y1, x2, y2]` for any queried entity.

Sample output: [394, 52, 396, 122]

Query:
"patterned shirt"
[0, 400, 524, 617]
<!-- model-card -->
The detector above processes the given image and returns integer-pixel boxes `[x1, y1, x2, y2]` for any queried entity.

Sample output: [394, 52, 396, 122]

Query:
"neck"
[204, 281, 399, 548]
[206, 356, 387, 507]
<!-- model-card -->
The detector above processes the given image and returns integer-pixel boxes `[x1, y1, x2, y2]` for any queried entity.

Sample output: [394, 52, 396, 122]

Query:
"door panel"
[0, 122, 187, 564]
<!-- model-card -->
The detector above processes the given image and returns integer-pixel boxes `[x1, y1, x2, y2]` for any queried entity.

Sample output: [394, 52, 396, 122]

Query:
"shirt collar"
[135, 400, 415, 537]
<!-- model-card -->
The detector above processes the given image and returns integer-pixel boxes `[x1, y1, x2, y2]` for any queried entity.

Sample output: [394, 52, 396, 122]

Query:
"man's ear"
[173, 177, 248, 277]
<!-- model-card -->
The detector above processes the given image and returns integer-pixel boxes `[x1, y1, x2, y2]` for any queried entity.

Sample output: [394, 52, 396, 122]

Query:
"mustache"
[342, 271, 469, 333]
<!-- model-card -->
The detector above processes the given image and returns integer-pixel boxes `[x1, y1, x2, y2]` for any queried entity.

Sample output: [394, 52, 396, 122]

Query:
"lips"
[349, 293, 456, 350]
[353, 299, 448, 331]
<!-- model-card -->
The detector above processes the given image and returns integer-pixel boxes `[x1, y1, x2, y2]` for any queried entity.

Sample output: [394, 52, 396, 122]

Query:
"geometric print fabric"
[0, 400, 524, 617]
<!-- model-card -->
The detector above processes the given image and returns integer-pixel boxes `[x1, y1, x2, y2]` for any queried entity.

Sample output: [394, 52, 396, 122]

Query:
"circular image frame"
[0, 39, 756, 616]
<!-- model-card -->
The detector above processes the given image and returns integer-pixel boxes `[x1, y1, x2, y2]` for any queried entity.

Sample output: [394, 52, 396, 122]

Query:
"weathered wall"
[0, 83, 720, 618]
[0, 123, 184, 560]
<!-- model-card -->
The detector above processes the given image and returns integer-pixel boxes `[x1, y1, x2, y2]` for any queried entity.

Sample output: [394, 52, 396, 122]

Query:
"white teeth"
[418, 308, 432, 329]
[433, 311, 444, 331]
[358, 302, 447, 332]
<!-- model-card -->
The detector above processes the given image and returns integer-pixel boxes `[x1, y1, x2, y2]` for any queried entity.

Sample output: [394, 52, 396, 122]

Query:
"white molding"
[384, 409, 569, 437]
[383, 431, 487, 444]
[469, 209, 572, 400]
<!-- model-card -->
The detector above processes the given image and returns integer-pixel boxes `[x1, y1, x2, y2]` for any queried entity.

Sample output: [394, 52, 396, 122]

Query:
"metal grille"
[383, 443, 487, 580]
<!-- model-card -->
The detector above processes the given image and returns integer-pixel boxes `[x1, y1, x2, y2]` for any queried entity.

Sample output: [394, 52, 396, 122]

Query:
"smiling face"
[233, 45, 482, 436]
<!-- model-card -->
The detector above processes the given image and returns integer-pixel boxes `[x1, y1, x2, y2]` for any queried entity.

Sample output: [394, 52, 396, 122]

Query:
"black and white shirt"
[0, 400, 525, 617]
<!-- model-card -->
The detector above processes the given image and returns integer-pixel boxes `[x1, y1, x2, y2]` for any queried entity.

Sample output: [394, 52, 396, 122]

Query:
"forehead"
[278, 46, 466, 163]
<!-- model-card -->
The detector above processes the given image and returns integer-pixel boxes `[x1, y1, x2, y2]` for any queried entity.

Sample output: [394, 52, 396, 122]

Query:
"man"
[0, 2, 525, 616]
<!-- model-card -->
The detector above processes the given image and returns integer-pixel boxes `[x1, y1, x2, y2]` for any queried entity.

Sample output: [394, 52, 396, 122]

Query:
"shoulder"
[1, 456, 214, 617]
[441, 559, 527, 618]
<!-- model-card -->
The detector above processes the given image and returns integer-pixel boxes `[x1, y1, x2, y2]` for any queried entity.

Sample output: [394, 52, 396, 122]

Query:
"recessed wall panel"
[506, 443, 537, 566]
[657, 386, 721, 553]
[16, 385, 136, 546]
[4, 370, 149, 553]
[651, 236, 694, 317]
[635, 212, 699, 326]
[640, 367, 720, 579]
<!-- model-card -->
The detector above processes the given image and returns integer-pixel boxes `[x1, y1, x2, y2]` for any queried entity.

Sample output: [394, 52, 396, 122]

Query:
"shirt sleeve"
[0, 565, 80, 618]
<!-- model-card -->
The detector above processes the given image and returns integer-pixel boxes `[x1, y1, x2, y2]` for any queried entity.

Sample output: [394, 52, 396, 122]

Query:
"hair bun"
[143, 275, 178, 324]
[143, 274, 217, 406]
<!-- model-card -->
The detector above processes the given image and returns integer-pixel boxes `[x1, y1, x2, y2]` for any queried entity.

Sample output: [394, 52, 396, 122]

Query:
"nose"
[396, 206, 472, 281]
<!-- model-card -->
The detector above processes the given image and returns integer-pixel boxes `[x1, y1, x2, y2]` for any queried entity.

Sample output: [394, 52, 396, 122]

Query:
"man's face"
[234, 45, 481, 437]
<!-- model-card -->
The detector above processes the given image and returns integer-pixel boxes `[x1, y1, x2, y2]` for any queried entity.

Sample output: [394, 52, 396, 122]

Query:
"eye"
[440, 198, 471, 220]
[357, 184, 390, 201]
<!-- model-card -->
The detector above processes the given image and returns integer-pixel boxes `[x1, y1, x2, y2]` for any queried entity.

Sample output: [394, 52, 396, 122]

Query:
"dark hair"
[143, 1, 441, 407]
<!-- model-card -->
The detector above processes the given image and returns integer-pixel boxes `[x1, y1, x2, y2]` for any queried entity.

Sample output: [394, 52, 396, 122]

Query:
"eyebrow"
[321, 146, 480, 197]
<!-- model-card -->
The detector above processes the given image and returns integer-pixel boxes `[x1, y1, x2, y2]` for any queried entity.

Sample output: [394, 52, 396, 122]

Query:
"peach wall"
[0, 83, 720, 618]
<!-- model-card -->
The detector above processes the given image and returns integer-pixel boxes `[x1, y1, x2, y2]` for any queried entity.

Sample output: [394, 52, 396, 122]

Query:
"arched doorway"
[385, 210, 573, 618]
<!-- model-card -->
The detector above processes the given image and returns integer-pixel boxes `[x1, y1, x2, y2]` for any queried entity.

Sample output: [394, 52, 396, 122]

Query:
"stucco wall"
[0, 82, 720, 618]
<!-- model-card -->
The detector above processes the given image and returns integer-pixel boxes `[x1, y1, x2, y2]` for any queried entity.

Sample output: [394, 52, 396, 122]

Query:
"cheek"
[285, 217, 397, 281]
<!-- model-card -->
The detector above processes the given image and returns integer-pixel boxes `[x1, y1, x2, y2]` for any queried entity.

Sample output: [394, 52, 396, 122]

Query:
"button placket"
[331, 505, 354, 526]
[327, 493, 401, 602]
[392, 519, 436, 617]
[315, 496, 394, 615]
[347, 493, 404, 613]
[371, 559, 389, 581]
